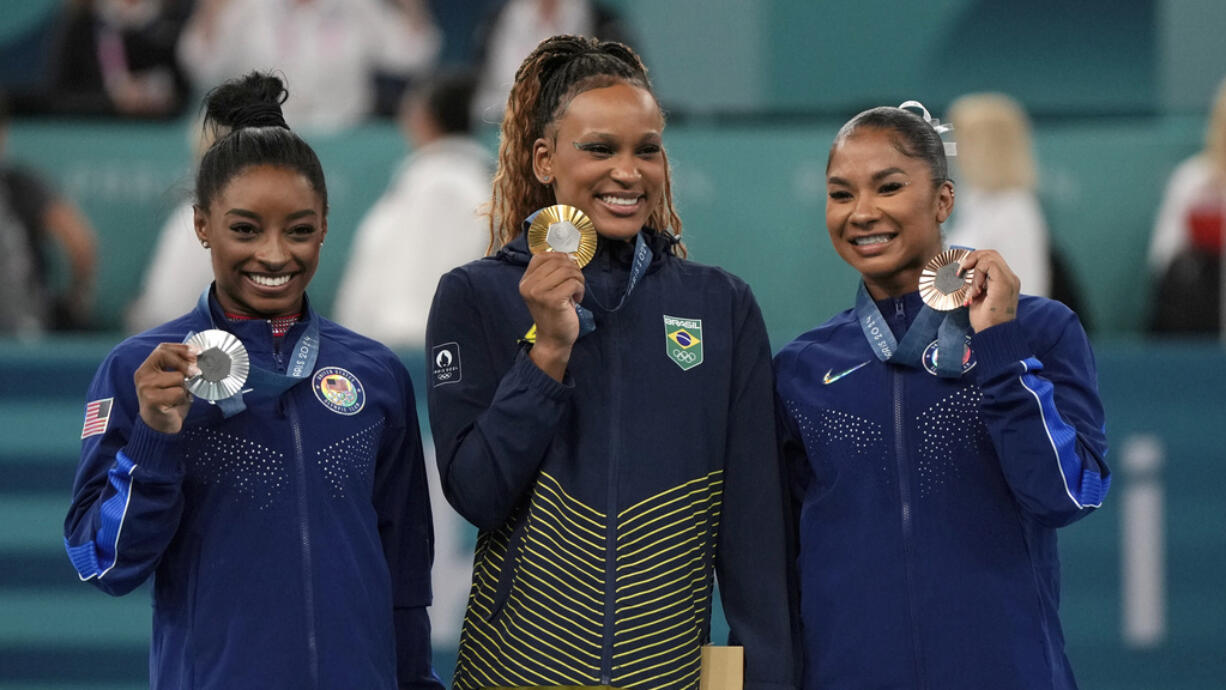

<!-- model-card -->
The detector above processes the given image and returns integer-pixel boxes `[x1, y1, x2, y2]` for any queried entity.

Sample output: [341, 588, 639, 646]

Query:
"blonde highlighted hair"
[1205, 76, 1226, 180]
[487, 35, 683, 255]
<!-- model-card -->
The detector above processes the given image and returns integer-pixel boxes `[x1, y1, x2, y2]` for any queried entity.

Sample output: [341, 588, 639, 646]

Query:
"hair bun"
[204, 71, 289, 131]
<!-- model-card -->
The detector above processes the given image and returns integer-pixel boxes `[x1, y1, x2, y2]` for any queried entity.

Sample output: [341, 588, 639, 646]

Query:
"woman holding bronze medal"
[774, 103, 1112, 689]
[426, 35, 797, 689]
[64, 73, 443, 688]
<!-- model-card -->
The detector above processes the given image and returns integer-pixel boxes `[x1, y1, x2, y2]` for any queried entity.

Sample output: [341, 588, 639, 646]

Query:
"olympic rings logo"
[672, 348, 698, 364]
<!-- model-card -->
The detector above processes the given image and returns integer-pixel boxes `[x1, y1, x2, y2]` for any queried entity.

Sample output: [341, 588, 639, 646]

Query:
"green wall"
[5, 115, 1203, 341]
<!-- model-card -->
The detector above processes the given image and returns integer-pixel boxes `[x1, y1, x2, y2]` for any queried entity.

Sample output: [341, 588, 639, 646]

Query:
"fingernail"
[188, 365, 202, 377]
[187, 344, 202, 356]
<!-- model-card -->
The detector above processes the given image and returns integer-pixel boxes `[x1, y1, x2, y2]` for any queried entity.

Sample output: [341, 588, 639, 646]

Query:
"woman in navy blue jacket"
[775, 104, 1111, 689]
[426, 35, 797, 690]
[64, 73, 442, 689]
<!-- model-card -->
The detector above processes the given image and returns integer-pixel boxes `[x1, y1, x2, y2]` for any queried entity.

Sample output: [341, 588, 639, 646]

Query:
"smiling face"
[825, 127, 954, 299]
[532, 82, 666, 241]
[194, 164, 326, 317]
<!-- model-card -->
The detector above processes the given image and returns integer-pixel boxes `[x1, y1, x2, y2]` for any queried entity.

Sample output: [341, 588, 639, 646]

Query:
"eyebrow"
[225, 208, 319, 221]
[827, 168, 908, 186]
[573, 130, 662, 144]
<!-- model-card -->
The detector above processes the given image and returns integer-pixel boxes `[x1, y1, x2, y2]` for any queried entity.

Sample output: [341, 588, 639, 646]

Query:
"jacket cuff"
[970, 319, 1032, 380]
[513, 346, 574, 401]
[124, 418, 186, 479]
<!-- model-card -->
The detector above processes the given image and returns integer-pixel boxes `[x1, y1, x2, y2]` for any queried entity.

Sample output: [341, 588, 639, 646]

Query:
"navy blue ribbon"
[855, 282, 970, 378]
[187, 287, 320, 417]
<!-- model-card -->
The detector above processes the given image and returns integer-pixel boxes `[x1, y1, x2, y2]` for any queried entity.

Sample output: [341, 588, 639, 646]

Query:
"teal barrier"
[4, 116, 1206, 343]
[1, 336, 1223, 688]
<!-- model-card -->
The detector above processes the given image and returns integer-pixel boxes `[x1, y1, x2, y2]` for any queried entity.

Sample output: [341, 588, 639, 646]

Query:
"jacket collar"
[194, 284, 318, 355]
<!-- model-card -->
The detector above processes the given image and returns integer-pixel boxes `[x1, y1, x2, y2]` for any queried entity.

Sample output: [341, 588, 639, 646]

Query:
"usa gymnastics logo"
[922, 338, 977, 377]
[313, 367, 366, 415]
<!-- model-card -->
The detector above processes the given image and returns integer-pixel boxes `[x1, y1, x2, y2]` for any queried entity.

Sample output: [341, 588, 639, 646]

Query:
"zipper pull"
[894, 298, 906, 322]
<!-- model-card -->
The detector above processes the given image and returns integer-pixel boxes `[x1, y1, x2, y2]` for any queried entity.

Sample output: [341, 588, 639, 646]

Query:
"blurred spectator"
[125, 117, 217, 334]
[946, 93, 1051, 297]
[1147, 77, 1226, 336]
[333, 70, 492, 348]
[470, 0, 631, 124]
[44, 0, 193, 118]
[945, 92, 1091, 326]
[0, 93, 98, 334]
[177, 0, 441, 132]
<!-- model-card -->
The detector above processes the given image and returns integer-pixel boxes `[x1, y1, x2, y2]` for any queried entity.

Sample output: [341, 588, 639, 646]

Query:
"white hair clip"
[898, 100, 957, 157]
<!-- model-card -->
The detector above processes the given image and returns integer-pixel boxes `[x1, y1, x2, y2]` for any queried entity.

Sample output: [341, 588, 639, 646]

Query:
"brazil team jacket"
[63, 292, 440, 689]
[774, 290, 1110, 690]
[426, 231, 797, 690]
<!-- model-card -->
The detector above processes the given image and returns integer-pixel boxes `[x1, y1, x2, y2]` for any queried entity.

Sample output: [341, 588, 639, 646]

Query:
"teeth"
[852, 234, 894, 246]
[601, 195, 639, 207]
[249, 273, 291, 287]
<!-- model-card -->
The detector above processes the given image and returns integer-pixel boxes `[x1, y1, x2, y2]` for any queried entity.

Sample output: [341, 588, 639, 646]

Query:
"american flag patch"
[81, 398, 114, 439]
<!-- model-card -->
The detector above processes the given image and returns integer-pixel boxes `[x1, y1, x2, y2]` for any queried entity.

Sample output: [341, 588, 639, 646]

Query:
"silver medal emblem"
[184, 329, 250, 401]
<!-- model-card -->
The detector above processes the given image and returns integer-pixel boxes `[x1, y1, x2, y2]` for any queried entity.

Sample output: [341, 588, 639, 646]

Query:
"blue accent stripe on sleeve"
[1018, 357, 1107, 509]
[65, 451, 138, 581]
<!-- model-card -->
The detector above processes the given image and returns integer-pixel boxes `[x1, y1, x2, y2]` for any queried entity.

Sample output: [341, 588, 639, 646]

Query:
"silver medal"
[184, 329, 250, 401]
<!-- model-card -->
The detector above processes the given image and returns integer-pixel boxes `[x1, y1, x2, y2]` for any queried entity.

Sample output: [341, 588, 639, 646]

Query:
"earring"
[541, 175, 551, 183]
[201, 240, 210, 249]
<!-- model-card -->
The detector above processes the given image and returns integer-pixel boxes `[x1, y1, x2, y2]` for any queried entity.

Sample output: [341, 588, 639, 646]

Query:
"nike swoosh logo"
[823, 360, 871, 385]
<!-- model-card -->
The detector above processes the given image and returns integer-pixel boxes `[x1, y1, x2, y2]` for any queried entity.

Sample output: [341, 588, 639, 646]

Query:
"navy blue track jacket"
[775, 290, 1110, 690]
[64, 292, 440, 689]
[426, 231, 798, 689]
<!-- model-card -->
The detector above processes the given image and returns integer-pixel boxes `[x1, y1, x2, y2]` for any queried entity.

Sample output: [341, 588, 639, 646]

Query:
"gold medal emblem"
[184, 329, 250, 401]
[919, 247, 974, 311]
[527, 205, 597, 268]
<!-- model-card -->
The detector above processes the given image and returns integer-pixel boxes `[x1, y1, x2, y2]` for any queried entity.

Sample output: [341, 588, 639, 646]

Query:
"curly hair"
[488, 35, 684, 256]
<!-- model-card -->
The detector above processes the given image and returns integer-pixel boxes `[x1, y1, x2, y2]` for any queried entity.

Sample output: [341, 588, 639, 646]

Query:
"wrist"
[528, 341, 571, 382]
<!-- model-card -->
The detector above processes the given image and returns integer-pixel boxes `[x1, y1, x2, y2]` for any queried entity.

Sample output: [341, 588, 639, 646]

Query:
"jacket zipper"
[892, 298, 927, 689]
[277, 342, 320, 688]
[601, 311, 621, 685]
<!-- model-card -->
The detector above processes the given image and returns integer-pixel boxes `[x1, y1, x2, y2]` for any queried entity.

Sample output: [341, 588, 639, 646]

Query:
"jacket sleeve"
[372, 359, 443, 690]
[63, 347, 187, 596]
[971, 306, 1111, 528]
[717, 285, 800, 689]
[425, 269, 574, 531]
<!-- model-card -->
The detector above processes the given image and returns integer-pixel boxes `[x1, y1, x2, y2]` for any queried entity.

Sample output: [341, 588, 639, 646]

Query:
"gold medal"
[527, 205, 598, 268]
[919, 247, 974, 311]
[184, 329, 250, 401]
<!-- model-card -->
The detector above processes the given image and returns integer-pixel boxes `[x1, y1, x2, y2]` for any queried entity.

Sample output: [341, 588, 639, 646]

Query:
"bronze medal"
[919, 247, 974, 311]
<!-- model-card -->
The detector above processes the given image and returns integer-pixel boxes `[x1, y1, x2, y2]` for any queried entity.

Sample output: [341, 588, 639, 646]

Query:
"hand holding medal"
[520, 205, 595, 381]
[133, 342, 203, 434]
[954, 248, 1021, 332]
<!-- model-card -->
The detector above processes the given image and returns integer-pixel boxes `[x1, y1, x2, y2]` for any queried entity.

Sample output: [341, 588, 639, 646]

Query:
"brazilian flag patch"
[664, 315, 703, 371]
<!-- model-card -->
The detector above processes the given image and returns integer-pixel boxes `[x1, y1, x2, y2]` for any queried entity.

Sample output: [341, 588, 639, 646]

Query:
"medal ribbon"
[855, 282, 970, 378]
[189, 287, 320, 417]
[576, 230, 651, 337]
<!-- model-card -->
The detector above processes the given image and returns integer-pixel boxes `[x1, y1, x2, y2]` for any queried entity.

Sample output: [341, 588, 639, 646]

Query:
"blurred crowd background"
[1, 1, 1224, 688]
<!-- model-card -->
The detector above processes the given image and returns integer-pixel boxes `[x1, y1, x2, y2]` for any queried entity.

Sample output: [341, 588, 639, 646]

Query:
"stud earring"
[541, 175, 551, 183]
[201, 240, 210, 249]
